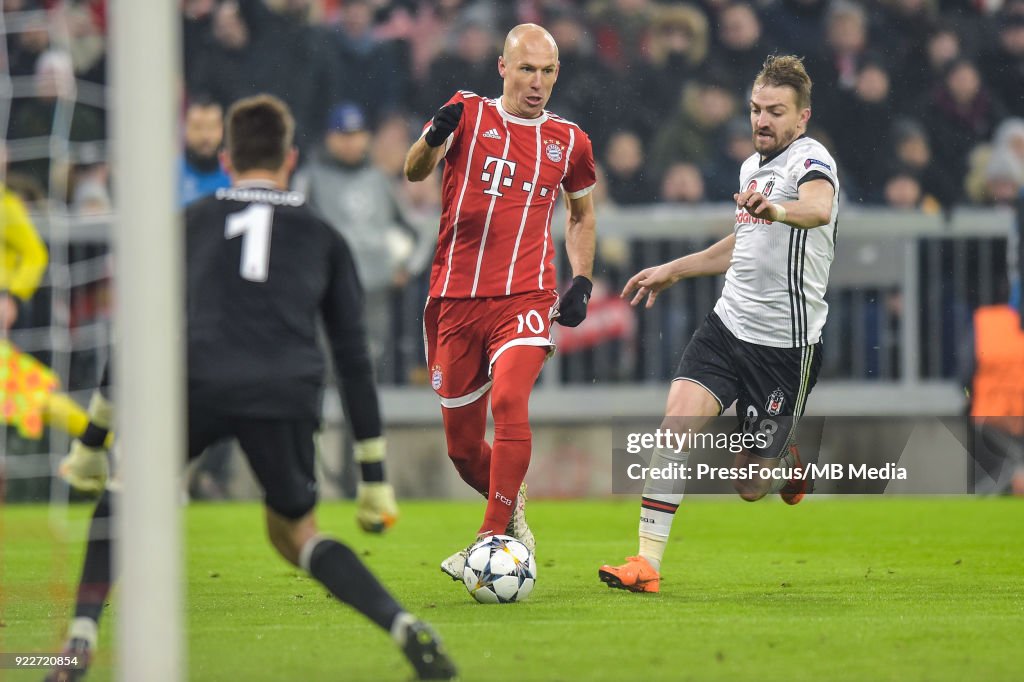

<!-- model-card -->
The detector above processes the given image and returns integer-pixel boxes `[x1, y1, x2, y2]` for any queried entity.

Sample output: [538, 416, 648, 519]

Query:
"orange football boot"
[598, 555, 661, 593]
[780, 444, 811, 505]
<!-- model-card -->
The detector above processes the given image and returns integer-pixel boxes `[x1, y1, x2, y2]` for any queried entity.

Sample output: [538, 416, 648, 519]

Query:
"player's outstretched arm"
[622, 234, 736, 309]
[734, 178, 834, 229]
[405, 102, 463, 182]
[321, 234, 402, 532]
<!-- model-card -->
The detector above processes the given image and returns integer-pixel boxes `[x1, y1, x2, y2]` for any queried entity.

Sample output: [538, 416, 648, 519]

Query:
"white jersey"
[713, 136, 839, 348]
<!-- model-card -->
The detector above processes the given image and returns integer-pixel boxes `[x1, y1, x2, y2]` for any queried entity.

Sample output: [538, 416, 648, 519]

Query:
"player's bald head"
[502, 23, 559, 62]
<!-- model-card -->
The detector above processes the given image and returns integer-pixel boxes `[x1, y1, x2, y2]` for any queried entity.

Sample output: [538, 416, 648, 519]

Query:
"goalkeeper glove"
[59, 440, 108, 494]
[554, 275, 593, 327]
[356, 482, 399, 533]
[59, 391, 113, 494]
[424, 102, 463, 147]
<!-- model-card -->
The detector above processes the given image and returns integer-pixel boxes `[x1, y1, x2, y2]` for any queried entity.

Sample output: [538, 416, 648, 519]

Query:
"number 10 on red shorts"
[423, 290, 558, 407]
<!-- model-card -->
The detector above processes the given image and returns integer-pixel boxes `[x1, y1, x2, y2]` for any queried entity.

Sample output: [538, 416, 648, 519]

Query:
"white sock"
[638, 534, 667, 572]
[766, 445, 797, 494]
[69, 617, 98, 649]
[638, 446, 688, 570]
[390, 611, 417, 646]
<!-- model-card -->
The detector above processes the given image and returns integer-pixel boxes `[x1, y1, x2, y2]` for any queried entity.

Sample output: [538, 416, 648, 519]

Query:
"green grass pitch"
[2, 497, 1023, 681]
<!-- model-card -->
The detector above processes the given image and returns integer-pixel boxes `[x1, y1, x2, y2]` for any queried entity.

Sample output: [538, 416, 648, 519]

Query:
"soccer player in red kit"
[405, 23, 597, 580]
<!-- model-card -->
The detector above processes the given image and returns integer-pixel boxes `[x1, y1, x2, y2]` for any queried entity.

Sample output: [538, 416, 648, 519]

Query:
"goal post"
[110, 1, 184, 680]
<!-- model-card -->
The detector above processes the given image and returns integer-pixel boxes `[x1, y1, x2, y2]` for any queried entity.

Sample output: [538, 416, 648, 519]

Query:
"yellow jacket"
[1, 188, 49, 300]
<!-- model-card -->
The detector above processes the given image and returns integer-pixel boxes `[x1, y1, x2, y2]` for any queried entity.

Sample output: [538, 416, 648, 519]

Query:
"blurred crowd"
[4, 0, 1024, 215]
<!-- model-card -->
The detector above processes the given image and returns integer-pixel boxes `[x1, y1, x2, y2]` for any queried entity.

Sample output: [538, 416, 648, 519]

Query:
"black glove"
[555, 276, 593, 328]
[424, 102, 464, 147]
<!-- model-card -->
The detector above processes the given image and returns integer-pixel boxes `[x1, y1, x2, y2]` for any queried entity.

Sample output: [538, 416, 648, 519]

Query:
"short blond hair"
[753, 54, 812, 109]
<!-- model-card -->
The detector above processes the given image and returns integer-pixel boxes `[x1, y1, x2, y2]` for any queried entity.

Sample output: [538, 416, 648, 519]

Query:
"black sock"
[74, 490, 115, 623]
[306, 539, 402, 632]
[359, 461, 385, 483]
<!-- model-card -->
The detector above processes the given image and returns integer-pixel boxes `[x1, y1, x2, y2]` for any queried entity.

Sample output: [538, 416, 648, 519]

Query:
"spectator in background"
[372, 114, 415, 181]
[182, 0, 217, 88]
[873, 0, 937, 73]
[649, 76, 737, 177]
[603, 130, 658, 205]
[982, 149, 1024, 205]
[6, 12, 49, 78]
[894, 22, 961, 117]
[189, 0, 332, 150]
[67, 0, 106, 84]
[179, 96, 230, 207]
[888, 117, 959, 208]
[832, 58, 894, 201]
[545, 7, 617, 150]
[806, 0, 870, 133]
[964, 119, 1024, 206]
[979, 12, 1024, 118]
[371, 114, 441, 240]
[7, 49, 105, 196]
[420, 18, 498, 116]
[760, 0, 828, 55]
[590, 0, 656, 74]
[703, 116, 755, 200]
[327, 0, 406, 121]
[882, 171, 927, 211]
[706, 2, 773, 97]
[659, 162, 705, 204]
[994, 118, 1024, 171]
[926, 58, 1004, 204]
[375, 0, 476, 83]
[628, 4, 709, 143]
[69, 143, 112, 215]
[293, 103, 425, 374]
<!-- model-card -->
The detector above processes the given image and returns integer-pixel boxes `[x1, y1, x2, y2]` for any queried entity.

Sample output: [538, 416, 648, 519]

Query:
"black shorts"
[675, 311, 822, 458]
[188, 402, 318, 519]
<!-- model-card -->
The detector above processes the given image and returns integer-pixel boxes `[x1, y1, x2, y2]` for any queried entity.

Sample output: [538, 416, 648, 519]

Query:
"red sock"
[479, 345, 546, 537]
[442, 397, 491, 495]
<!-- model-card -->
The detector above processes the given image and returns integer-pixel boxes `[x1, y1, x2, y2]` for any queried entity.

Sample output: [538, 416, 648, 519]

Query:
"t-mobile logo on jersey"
[494, 490, 514, 507]
[481, 155, 518, 197]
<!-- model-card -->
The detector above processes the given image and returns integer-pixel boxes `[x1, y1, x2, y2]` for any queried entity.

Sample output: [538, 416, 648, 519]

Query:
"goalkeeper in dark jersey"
[48, 95, 456, 681]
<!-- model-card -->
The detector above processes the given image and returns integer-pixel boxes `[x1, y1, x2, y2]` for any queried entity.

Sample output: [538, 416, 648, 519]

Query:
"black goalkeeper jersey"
[185, 182, 375, 424]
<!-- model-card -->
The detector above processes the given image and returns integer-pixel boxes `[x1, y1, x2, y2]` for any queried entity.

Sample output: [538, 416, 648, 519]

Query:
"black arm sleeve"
[321, 232, 382, 441]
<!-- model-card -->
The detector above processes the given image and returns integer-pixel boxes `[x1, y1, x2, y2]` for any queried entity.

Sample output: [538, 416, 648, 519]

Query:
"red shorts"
[423, 290, 558, 407]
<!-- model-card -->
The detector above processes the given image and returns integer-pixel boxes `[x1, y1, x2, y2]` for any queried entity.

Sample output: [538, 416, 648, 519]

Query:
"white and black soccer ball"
[462, 534, 537, 604]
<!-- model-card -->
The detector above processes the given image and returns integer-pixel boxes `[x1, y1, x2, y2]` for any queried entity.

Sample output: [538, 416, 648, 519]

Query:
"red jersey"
[424, 91, 596, 299]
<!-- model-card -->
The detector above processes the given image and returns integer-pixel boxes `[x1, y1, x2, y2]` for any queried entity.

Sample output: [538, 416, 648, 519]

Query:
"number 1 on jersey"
[225, 203, 274, 282]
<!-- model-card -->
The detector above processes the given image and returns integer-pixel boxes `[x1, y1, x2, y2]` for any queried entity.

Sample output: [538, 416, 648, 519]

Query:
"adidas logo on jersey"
[482, 128, 502, 140]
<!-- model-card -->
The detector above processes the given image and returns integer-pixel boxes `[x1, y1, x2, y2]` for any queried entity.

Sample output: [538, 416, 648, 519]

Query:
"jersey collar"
[496, 97, 548, 127]
[235, 179, 283, 190]
[758, 133, 807, 168]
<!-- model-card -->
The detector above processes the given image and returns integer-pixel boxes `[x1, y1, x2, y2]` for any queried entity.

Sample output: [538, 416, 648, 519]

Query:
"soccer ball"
[462, 534, 537, 604]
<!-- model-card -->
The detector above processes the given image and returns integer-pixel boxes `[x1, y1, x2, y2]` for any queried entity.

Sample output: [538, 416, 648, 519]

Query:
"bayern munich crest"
[431, 364, 443, 390]
[544, 140, 564, 163]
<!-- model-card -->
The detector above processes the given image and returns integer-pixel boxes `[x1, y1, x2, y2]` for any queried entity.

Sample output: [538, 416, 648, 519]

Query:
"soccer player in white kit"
[599, 55, 840, 593]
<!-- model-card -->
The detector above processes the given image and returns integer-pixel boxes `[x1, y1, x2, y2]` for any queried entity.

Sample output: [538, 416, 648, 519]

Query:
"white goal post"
[110, 1, 183, 680]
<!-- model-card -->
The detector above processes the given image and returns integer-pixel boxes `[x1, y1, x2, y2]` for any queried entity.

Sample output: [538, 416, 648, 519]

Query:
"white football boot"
[504, 482, 535, 553]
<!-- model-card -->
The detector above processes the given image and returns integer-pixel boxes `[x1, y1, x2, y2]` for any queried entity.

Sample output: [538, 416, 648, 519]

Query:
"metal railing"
[23, 204, 1018, 421]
